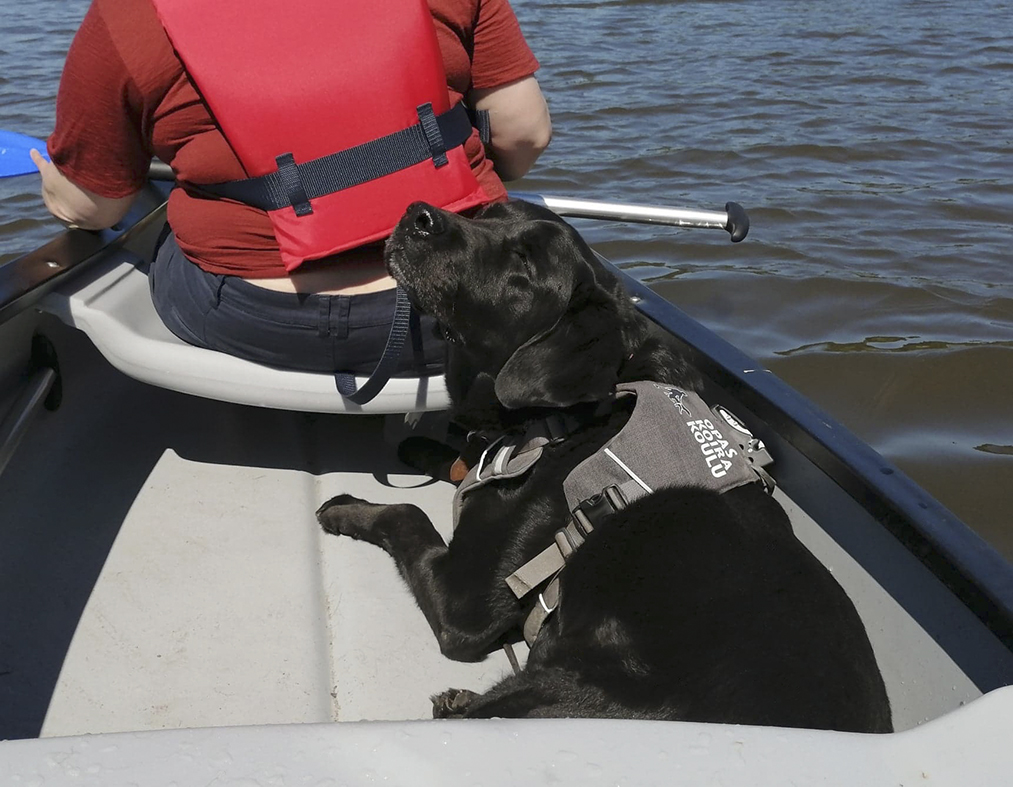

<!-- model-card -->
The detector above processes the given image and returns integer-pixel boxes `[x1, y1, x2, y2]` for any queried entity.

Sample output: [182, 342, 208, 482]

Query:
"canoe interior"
[1, 205, 1012, 742]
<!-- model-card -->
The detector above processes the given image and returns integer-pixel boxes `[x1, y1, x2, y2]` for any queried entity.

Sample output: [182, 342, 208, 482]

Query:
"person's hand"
[29, 149, 49, 172]
[32, 148, 80, 228]
[30, 148, 137, 230]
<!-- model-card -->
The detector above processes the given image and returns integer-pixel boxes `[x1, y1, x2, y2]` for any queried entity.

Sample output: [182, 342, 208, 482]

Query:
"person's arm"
[31, 149, 137, 230]
[40, 1, 151, 231]
[470, 76, 551, 183]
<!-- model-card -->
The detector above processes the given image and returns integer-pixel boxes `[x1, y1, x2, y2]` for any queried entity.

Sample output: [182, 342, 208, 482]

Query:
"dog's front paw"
[316, 494, 388, 542]
[431, 688, 480, 719]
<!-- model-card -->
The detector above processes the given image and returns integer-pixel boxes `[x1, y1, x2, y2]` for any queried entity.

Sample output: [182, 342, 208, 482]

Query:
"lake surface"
[1, 0, 1010, 559]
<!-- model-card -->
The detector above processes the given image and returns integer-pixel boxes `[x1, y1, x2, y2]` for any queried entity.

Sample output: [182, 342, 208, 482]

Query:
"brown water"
[1, 0, 1011, 559]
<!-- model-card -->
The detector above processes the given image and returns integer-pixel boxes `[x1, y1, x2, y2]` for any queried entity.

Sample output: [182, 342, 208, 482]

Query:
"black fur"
[317, 200, 892, 732]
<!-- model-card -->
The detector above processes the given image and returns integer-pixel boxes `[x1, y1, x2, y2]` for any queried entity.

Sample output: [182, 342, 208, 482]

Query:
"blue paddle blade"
[0, 130, 49, 178]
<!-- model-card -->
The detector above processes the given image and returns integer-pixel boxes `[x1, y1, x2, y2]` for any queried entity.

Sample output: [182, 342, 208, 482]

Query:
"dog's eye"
[512, 248, 534, 274]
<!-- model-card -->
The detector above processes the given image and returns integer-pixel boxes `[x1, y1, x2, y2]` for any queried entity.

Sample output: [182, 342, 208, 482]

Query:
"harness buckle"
[571, 484, 627, 536]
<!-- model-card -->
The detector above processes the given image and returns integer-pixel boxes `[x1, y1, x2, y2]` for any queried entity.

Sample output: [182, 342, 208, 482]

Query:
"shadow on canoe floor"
[0, 327, 162, 738]
[0, 318, 429, 739]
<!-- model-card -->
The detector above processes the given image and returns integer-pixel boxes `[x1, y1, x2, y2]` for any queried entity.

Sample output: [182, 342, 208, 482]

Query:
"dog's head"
[385, 200, 633, 411]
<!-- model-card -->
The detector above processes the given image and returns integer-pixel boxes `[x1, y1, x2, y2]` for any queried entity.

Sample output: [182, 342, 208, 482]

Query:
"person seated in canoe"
[33, 0, 551, 398]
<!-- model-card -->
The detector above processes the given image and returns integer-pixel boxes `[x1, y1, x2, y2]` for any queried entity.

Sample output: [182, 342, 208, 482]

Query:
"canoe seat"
[37, 248, 450, 414]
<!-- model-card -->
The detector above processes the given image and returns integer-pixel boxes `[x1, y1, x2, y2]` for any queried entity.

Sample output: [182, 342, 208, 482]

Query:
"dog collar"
[450, 412, 586, 530]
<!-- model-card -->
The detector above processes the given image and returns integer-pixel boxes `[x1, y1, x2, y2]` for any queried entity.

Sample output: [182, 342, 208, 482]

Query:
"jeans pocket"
[167, 303, 208, 348]
[178, 266, 223, 347]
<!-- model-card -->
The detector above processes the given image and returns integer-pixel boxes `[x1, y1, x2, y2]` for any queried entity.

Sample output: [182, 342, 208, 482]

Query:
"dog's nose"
[406, 202, 444, 236]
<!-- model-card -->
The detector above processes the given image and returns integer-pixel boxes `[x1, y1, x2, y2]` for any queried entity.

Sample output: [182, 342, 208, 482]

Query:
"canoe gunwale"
[0, 182, 170, 327]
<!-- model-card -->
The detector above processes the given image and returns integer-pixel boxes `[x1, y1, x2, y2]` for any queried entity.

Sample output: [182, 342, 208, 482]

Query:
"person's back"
[36, 0, 551, 384]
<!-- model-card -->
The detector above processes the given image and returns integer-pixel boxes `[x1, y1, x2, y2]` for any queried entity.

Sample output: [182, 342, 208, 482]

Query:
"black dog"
[317, 200, 892, 732]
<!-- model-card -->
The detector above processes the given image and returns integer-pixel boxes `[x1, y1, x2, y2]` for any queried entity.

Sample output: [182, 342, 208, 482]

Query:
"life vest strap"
[468, 107, 492, 144]
[193, 102, 475, 214]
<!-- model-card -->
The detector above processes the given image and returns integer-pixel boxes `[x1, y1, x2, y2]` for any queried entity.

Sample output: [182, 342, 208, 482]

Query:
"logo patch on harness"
[663, 386, 692, 416]
[655, 384, 739, 479]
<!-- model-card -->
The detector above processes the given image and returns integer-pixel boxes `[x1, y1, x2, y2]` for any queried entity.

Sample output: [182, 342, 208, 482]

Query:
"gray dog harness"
[455, 381, 775, 645]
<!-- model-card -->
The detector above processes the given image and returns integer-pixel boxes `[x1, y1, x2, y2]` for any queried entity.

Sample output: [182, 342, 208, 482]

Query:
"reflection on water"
[0, 0, 1010, 557]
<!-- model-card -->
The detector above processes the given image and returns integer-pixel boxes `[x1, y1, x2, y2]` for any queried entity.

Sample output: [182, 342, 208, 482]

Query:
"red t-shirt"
[48, 0, 539, 277]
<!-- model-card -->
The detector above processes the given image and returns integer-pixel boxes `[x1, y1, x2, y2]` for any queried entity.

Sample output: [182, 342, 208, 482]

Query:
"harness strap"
[505, 542, 565, 599]
[452, 411, 589, 530]
[753, 464, 776, 494]
[192, 102, 475, 213]
[507, 485, 626, 646]
[523, 579, 561, 646]
[468, 107, 492, 144]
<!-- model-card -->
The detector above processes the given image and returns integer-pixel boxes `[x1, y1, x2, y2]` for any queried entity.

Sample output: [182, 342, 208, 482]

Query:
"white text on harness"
[686, 418, 737, 478]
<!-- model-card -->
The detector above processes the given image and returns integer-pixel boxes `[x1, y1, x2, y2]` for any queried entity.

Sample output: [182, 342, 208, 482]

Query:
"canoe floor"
[0, 315, 517, 738]
[1, 309, 1008, 740]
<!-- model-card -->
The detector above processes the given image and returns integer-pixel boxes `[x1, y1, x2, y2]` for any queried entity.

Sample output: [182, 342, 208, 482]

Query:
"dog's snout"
[406, 202, 445, 236]
[415, 209, 436, 233]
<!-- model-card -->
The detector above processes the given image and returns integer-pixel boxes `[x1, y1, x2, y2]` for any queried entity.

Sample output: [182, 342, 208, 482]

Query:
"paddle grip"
[724, 202, 749, 242]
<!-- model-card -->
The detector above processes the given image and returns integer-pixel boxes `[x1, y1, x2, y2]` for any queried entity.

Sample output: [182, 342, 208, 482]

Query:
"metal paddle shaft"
[148, 168, 750, 241]
[140, 166, 751, 242]
[1, 130, 749, 242]
[510, 192, 749, 242]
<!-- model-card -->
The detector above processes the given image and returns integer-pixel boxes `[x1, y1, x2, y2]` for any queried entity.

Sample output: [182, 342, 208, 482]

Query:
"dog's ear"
[494, 281, 625, 409]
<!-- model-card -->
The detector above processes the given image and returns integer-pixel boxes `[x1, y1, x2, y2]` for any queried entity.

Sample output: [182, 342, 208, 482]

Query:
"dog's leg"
[317, 495, 516, 661]
[430, 671, 584, 719]
[431, 686, 546, 719]
[396, 437, 460, 482]
[431, 688, 481, 718]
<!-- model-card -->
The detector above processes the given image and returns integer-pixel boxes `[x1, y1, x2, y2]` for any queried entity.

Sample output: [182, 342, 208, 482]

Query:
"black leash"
[333, 286, 412, 405]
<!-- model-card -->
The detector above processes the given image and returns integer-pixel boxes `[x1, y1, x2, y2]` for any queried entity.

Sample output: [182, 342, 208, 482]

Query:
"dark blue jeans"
[148, 231, 444, 377]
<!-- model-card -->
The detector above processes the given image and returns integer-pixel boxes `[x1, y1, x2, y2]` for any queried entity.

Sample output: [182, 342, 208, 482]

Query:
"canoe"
[1, 178, 1012, 785]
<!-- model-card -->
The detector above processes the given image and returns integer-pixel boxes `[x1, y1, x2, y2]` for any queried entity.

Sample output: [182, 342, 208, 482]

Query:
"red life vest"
[153, 0, 490, 271]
